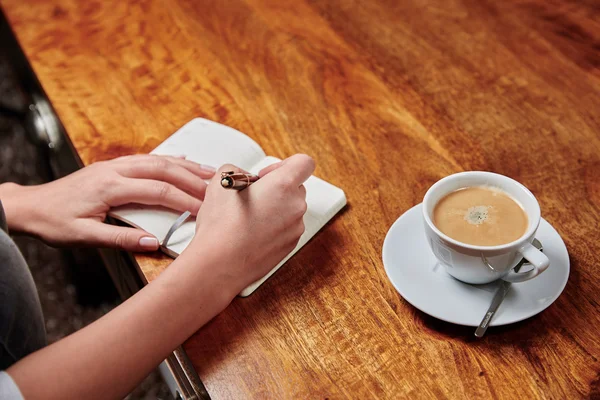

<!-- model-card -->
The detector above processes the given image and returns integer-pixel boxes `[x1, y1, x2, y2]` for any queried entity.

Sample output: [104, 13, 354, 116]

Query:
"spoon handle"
[474, 281, 511, 337]
[474, 239, 543, 338]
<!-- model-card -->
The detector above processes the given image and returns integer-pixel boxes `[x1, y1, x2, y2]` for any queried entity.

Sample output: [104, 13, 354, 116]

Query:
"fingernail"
[139, 237, 159, 249]
[174, 154, 187, 159]
[200, 164, 216, 173]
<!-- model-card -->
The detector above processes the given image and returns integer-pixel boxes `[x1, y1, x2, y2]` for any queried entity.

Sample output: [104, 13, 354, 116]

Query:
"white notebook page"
[110, 119, 266, 253]
[109, 119, 346, 296]
[153, 118, 266, 170]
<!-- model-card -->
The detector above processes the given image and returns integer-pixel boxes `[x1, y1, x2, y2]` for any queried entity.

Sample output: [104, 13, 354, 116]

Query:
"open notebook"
[109, 118, 346, 296]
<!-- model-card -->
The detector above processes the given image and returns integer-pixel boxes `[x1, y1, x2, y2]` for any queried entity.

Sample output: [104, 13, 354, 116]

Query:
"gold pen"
[220, 171, 260, 190]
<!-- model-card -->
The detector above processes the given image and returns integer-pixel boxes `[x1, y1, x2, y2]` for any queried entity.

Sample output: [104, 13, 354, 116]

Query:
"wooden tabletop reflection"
[2, 0, 599, 398]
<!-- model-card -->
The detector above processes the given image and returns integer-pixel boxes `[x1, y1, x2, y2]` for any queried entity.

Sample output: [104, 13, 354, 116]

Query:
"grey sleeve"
[0, 371, 24, 399]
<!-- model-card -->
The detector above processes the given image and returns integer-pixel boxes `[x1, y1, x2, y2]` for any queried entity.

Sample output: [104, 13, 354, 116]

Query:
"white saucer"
[382, 204, 570, 327]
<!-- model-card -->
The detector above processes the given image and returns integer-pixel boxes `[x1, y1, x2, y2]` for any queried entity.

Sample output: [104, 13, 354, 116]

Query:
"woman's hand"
[183, 154, 315, 295]
[0, 154, 215, 251]
[5, 154, 314, 400]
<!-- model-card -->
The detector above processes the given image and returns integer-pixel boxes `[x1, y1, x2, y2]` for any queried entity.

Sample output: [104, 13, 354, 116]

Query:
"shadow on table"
[184, 206, 350, 380]
[414, 256, 579, 346]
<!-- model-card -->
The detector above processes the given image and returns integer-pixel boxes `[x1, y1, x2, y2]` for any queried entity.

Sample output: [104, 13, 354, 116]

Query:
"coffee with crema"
[433, 186, 528, 246]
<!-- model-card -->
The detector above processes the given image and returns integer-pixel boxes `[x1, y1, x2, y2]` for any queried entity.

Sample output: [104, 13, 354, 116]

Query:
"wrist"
[172, 239, 241, 309]
[0, 182, 37, 233]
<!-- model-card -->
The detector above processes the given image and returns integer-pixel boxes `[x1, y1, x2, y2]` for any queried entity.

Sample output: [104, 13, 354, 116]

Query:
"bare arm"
[0, 154, 215, 251]
[3, 154, 314, 399]
[7, 245, 234, 400]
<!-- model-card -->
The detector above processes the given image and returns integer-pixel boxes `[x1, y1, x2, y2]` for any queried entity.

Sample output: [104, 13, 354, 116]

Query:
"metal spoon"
[474, 239, 543, 338]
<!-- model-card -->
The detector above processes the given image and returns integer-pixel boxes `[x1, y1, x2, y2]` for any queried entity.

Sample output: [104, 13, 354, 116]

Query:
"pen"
[220, 171, 260, 190]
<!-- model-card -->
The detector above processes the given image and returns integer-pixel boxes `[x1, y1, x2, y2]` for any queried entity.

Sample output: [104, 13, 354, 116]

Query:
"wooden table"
[3, 0, 600, 398]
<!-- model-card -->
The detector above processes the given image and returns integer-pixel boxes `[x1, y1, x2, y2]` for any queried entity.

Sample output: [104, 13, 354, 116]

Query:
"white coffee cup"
[422, 171, 549, 284]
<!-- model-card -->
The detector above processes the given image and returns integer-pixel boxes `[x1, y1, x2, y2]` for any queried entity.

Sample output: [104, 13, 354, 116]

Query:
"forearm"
[0, 182, 37, 233]
[7, 245, 236, 400]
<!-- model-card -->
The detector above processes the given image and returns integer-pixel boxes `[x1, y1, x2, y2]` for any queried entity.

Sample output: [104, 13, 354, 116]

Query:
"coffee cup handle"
[503, 241, 550, 283]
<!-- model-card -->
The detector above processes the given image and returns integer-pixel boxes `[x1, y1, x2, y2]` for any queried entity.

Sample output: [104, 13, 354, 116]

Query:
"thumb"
[261, 154, 315, 185]
[83, 221, 160, 251]
[258, 161, 283, 178]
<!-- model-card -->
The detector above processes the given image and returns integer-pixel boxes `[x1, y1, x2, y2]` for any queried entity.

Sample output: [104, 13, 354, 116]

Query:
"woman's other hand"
[0, 154, 215, 251]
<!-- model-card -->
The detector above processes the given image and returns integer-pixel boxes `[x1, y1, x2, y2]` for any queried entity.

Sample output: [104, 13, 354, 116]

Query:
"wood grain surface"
[3, 0, 600, 398]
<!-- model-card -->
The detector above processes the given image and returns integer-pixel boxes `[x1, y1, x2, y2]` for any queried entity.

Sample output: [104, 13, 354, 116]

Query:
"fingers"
[258, 161, 282, 178]
[299, 184, 306, 199]
[115, 154, 216, 180]
[211, 163, 252, 184]
[116, 157, 209, 200]
[162, 156, 216, 179]
[108, 178, 203, 214]
[80, 221, 160, 251]
[298, 184, 308, 219]
[216, 163, 251, 174]
[260, 154, 315, 187]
